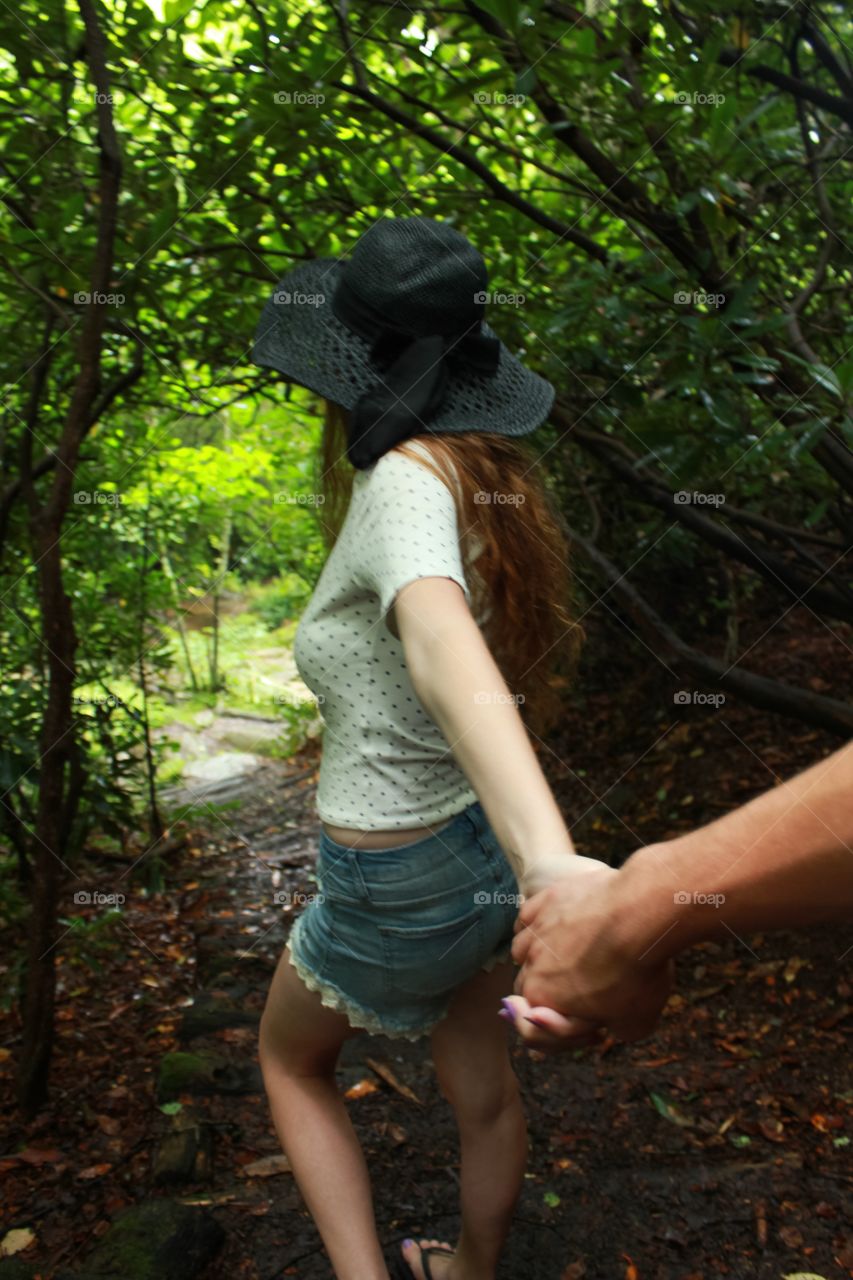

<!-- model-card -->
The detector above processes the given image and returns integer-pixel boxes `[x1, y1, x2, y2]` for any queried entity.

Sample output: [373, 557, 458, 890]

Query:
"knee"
[258, 1011, 338, 1081]
[438, 1066, 521, 1127]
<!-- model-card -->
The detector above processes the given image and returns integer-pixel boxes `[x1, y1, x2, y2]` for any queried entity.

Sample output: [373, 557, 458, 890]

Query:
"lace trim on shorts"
[285, 940, 514, 1042]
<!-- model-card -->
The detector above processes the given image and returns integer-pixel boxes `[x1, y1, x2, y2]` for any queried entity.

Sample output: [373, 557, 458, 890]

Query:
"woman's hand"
[510, 856, 674, 1045]
[517, 850, 614, 901]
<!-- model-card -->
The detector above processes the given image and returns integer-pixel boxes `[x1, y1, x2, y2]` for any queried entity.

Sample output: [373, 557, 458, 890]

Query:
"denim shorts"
[285, 799, 520, 1041]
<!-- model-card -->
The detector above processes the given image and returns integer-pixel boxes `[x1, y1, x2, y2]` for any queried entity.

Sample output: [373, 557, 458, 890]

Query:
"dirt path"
[164, 747, 853, 1280]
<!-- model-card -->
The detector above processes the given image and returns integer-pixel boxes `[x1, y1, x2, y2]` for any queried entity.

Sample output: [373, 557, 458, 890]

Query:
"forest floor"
[2, 605, 852, 1280]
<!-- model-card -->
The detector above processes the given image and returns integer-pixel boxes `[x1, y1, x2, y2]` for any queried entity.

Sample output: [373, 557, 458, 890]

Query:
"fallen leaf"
[779, 1225, 804, 1248]
[373, 1121, 407, 1146]
[758, 1118, 785, 1143]
[783, 956, 808, 983]
[0, 1228, 36, 1258]
[717, 1039, 755, 1058]
[242, 1154, 292, 1178]
[345, 1078, 379, 1099]
[560, 1263, 586, 1279]
[810, 1113, 842, 1132]
[78, 1163, 112, 1179]
[14, 1147, 63, 1165]
[219, 1027, 256, 1044]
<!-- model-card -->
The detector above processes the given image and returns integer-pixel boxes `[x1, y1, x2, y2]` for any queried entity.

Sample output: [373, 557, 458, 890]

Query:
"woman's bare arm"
[393, 576, 576, 893]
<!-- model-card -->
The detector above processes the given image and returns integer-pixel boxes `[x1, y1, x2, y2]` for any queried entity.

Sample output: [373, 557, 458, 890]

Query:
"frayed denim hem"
[285, 940, 515, 1043]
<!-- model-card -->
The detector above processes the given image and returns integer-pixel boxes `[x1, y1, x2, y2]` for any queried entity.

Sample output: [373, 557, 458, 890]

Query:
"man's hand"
[510, 854, 674, 1046]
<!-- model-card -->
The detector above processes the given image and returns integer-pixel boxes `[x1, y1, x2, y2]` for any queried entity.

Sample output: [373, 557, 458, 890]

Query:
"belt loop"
[348, 850, 373, 903]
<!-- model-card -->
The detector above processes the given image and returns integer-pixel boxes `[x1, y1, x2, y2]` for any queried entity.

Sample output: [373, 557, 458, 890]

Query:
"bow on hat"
[331, 274, 501, 470]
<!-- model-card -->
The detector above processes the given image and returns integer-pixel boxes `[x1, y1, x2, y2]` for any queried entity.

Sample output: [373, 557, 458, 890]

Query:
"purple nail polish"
[403, 1239, 414, 1248]
[497, 1008, 513, 1022]
[500, 997, 516, 1024]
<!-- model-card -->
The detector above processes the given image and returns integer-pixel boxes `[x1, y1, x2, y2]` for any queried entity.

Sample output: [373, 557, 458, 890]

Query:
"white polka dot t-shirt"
[293, 440, 485, 830]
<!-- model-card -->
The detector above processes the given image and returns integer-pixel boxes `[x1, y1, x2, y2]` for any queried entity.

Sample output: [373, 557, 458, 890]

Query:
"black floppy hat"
[251, 215, 555, 469]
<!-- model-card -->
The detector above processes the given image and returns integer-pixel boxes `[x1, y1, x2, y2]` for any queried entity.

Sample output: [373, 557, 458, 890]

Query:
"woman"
[251, 215, 585, 1280]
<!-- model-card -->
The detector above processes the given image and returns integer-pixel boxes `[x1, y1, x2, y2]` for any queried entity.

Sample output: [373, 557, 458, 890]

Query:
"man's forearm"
[405, 613, 575, 888]
[613, 741, 853, 964]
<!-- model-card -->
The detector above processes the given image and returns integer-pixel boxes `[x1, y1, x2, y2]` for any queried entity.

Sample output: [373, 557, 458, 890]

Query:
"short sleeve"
[354, 447, 473, 628]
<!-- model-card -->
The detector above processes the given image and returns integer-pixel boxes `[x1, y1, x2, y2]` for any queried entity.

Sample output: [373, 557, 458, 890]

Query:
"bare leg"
[400, 959, 527, 1280]
[258, 944, 390, 1280]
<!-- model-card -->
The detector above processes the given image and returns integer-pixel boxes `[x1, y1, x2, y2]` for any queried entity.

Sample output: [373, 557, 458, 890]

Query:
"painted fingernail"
[403, 1239, 414, 1248]
[524, 1015, 548, 1028]
[497, 1008, 513, 1022]
[499, 997, 516, 1024]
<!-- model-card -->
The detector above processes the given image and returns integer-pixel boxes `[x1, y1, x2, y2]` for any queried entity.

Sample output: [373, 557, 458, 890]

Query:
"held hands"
[508, 853, 675, 1049]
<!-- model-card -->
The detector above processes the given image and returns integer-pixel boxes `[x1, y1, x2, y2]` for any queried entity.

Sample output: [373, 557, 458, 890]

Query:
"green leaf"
[649, 1092, 692, 1127]
[784, 351, 844, 397]
[543, 1190, 561, 1207]
[471, 0, 519, 28]
[515, 65, 537, 95]
[159, 1101, 184, 1115]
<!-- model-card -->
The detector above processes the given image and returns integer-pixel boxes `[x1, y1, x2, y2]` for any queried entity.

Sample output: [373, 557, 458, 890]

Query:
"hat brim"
[251, 258, 554, 438]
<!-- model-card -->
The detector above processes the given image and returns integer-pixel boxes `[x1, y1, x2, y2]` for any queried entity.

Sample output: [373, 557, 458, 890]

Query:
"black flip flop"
[393, 1241, 455, 1280]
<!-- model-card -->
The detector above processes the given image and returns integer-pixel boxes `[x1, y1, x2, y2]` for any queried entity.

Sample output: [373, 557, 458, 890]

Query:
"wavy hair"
[315, 399, 583, 737]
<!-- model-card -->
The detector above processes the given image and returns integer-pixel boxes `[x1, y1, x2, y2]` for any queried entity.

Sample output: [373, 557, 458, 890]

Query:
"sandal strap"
[421, 1246, 453, 1280]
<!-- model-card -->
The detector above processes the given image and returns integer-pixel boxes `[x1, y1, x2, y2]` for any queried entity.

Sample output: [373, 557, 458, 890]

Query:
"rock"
[80, 1198, 224, 1279]
[153, 1107, 214, 1184]
[192, 709, 215, 727]
[182, 752, 260, 784]
[156, 1050, 262, 1101]
[179, 995, 259, 1042]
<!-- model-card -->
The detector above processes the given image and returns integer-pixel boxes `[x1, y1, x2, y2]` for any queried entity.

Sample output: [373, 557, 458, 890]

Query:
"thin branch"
[567, 523, 853, 736]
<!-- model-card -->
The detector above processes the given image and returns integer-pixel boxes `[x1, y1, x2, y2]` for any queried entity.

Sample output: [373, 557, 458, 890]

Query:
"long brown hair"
[315, 399, 583, 737]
